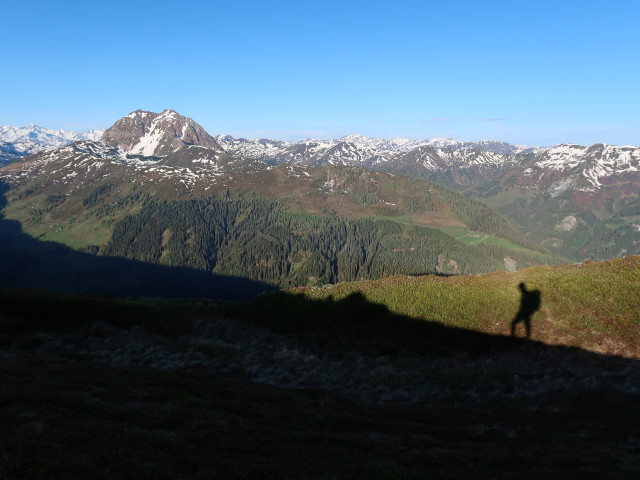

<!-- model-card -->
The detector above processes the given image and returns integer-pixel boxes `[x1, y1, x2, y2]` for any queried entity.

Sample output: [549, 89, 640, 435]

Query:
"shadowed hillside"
[0, 183, 276, 300]
[0, 286, 638, 479]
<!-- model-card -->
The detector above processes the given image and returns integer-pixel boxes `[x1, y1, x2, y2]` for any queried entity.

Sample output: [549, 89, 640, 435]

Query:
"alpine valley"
[1, 109, 639, 295]
[0, 110, 560, 295]
[215, 130, 640, 262]
[0, 110, 640, 285]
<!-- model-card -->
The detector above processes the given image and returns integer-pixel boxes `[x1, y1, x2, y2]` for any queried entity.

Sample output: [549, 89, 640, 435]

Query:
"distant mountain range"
[215, 133, 639, 192]
[3, 118, 638, 193]
[1, 109, 639, 266]
[0, 119, 538, 167]
[0, 125, 103, 165]
[215, 133, 538, 161]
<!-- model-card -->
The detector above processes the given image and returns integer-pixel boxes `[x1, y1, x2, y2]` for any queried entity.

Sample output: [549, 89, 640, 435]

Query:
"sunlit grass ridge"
[291, 256, 640, 358]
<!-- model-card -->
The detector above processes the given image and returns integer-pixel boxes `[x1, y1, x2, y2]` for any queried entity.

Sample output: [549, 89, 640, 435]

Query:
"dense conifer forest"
[98, 194, 562, 287]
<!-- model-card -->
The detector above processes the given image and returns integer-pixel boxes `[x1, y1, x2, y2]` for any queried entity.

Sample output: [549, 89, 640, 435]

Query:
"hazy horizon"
[3, 115, 640, 149]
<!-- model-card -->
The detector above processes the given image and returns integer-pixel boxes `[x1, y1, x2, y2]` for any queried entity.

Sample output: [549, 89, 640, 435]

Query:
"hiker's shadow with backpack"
[511, 283, 541, 339]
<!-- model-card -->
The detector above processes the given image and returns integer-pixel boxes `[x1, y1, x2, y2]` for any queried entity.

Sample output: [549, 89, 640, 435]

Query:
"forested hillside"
[471, 179, 640, 262]
[98, 194, 562, 287]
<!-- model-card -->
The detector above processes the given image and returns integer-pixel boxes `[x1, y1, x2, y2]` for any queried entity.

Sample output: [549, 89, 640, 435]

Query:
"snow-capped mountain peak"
[101, 110, 223, 157]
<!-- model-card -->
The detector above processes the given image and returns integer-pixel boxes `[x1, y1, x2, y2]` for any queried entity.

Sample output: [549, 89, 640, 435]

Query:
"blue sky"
[2, 1, 639, 146]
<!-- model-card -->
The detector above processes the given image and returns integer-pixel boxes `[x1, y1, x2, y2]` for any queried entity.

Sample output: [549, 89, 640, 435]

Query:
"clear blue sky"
[2, 1, 639, 146]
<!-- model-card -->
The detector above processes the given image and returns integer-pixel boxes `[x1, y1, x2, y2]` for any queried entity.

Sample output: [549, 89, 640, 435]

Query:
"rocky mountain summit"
[101, 109, 224, 158]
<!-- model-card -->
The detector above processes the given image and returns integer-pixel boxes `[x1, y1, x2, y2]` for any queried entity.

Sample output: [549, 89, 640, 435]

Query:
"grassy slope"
[284, 256, 640, 358]
[434, 225, 537, 253]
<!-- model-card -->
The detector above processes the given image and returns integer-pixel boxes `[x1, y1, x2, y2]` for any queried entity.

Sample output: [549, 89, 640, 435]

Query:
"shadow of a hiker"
[511, 283, 541, 339]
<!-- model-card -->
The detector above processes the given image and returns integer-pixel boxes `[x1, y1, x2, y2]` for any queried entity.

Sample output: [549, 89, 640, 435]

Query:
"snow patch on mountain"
[130, 127, 166, 157]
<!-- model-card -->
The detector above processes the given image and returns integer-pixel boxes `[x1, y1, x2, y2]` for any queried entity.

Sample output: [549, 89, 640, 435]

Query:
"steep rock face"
[101, 110, 224, 158]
